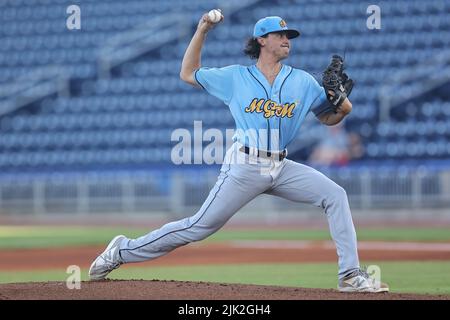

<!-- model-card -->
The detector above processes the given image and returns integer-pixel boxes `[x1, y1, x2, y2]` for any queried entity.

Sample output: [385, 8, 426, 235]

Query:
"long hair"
[243, 35, 267, 59]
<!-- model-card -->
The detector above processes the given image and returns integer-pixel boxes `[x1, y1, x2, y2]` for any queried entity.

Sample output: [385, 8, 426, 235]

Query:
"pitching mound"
[0, 280, 448, 300]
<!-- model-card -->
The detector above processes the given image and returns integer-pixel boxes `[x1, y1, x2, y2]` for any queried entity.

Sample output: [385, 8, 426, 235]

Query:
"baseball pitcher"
[89, 12, 388, 293]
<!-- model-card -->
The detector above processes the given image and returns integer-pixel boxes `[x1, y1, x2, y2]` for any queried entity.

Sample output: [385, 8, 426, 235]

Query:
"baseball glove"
[322, 55, 354, 111]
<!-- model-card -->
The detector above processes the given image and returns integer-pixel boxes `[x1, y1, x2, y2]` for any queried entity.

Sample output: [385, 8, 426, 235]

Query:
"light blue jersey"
[195, 64, 328, 151]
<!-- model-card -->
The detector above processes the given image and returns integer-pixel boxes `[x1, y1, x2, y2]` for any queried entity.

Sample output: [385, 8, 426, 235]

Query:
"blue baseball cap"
[253, 16, 300, 39]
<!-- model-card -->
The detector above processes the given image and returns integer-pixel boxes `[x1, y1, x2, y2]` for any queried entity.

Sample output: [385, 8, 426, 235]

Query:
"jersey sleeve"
[194, 65, 237, 104]
[307, 75, 330, 117]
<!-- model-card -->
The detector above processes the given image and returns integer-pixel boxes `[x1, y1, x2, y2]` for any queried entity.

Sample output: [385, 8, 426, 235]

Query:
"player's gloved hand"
[322, 55, 354, 111]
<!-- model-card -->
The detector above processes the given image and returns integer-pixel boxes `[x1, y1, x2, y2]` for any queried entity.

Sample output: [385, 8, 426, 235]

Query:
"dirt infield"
[1, 240, 450, 271]
[1, 240, 450, 300]
[0, 280, 449, 300]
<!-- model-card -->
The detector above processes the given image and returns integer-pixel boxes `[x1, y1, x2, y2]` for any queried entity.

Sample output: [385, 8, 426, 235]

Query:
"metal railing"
[379, 49, 450, 121]
[97, 13, 190, 78]
[97, 0, 263, 78]
[0, 66, 70, 117]
[0, 166, 449, 217]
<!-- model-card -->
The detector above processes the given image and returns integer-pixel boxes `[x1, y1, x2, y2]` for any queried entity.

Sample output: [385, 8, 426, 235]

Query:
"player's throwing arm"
[180, 9, 224, 87]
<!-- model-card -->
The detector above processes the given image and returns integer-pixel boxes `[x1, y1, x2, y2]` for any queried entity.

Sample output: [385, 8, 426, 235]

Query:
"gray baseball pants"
[118, 142, 360, 279]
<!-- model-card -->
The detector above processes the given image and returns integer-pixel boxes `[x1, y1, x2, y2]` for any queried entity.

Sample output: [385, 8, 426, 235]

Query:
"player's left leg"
[89, 143, 273, 280]
[264, 159, 359, 279]
[117, 144, 272, 263]
[117, 165, 266, 263]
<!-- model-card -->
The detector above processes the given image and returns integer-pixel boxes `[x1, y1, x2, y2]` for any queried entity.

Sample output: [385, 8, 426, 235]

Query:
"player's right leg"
[89, 144, 271, 280]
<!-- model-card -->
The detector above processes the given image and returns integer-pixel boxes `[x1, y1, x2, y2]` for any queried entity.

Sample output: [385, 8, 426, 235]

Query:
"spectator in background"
[309, 122, 364, 167]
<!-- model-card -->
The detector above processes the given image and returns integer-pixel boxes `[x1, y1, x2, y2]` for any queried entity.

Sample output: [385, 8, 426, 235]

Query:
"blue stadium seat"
[0, 0, 450, 169]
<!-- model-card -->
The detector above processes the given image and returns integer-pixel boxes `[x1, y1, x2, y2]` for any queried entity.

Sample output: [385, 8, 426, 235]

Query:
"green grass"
[0, 226, 449, 249]
[208, 228, 450, 242]
[1, 261, 449, 295]
[0, 226, 150, 249]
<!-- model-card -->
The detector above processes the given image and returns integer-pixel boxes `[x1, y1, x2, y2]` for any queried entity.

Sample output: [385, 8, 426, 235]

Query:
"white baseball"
[208, 9, 221, 23]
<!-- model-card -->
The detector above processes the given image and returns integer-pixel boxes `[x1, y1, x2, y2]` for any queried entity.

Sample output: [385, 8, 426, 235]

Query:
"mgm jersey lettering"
[195, 64, 328, 151]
